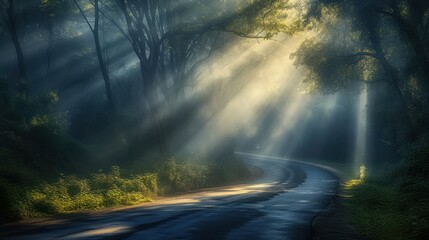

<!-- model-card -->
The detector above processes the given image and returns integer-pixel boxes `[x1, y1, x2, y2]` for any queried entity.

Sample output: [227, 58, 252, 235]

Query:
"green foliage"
[0, 82, 251, 222]
[291, 30, 382, 94]
[225, 0, 304, 38]
[0, 166, 158, 222]
[0, 82, 88, 221]
[155, 154, 251, 194]
[0, 81, 86, 177]
[208, 154, 252, 186]
[39, 0, 72, 24]
[0, 180, 31, 220]
[346, 134, 429, 240]
[397, 135, 429, 239]
[156, 156, 210, 194]
[0, 153, 251, 223]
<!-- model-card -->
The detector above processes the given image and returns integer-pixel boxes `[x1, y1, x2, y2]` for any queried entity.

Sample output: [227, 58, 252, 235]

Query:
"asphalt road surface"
[2, 153, 339, 240]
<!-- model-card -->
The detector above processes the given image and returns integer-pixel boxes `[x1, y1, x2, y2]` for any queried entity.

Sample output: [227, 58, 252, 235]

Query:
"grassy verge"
[0, 86, 252, 223]
[0, 154, 251, 223]
[344, 178, 408, 239]
[343, 135, 429, 240]
[0, 166, 158, 222]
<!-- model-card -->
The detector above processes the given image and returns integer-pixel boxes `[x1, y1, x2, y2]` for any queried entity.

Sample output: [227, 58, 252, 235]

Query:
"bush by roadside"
[345, 134, 429, 240]
[0, 154, 251, 223]
[0, 80, 252, 224]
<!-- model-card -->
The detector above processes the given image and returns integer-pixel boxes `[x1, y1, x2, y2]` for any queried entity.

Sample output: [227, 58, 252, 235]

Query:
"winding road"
[2, 153, 339, 240]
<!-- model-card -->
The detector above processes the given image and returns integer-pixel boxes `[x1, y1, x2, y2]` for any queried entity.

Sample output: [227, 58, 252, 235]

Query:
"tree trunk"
[45, 25, 53, 82]
[366, 18, 416, 138]
[73, 0, 115, 116]
[142, 68, 168, 155]
[147, 97, 168, 155]
[385, 2, 429, 103]
[93, 0, 115, 116]
[404, 32, 429, 104]
[393, 17, 429, 99]
[369, 27, 417, 140]
[6, 0, 26, 81]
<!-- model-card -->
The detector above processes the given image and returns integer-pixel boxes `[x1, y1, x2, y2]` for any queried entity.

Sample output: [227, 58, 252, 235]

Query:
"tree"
[1, 0, 27, 81]
[39, 0, 70, 82]
[73, 0, 116, 116]
[293, 0, 429, 137]
[375, 0, 429, 94]
[111, 0, 292, 154]
[113, 0, 169, 153]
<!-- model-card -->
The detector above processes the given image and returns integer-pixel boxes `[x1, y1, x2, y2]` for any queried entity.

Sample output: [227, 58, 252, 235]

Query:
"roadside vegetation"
[0, 86, 251, 223]
[344, 134, 429, 240]
[1, 148, 251, 223]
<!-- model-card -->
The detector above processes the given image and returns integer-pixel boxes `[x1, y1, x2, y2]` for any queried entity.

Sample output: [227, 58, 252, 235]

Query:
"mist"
[1, 0, 428, 239]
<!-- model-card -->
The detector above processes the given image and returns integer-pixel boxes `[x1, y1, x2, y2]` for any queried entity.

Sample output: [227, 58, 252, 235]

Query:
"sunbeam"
[353, 83, 368, 175]
[1, 1, 424, 238]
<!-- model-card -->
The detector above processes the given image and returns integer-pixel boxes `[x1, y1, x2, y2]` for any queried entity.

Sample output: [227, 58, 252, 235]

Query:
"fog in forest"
[1, 1, 428, 238]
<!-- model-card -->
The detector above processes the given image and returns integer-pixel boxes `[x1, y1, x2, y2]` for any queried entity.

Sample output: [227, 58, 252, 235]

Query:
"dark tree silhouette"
[1, 0, 27, 81]
[73, 0, 116, 116]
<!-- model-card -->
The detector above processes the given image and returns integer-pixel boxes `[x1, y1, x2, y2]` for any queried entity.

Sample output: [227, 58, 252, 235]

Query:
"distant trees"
[109, 0, 288, 153]
[279, 0, 429, 166]
[291, 0, 429, 141]
[0, 0, 298, 156]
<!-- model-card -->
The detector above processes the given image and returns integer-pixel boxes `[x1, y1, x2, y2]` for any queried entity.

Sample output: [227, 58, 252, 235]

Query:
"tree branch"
[73, 0, 94, 32]
[358, 78, 383, 83]
[96, 3, 133, 44]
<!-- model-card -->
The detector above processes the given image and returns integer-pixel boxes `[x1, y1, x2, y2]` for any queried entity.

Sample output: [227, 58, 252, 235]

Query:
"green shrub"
[208, 155, 251, 185]
[346, 134, 429, 240]
[1, 153, 250, 223]
[105, 187, 123, 205]
[72, 193, 104, 210]
[0, 166, 157, 218]
[349, 182, 395, 207]
[0, 181, 32, 221]
[157, 156, 210, 193]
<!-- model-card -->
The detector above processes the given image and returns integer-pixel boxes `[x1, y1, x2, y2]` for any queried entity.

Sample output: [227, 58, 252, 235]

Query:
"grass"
[342, 135, 429, 240]
[344, 181, 408, 240]
[274, 138, 429, 240]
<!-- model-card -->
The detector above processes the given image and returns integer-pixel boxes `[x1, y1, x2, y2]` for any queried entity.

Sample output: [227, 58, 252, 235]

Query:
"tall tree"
[375, 0, 429, 100]
[114, 0, 168, 153]
[113, 0, 289, 154]
[1, 0, 27, 81]
[39, 0, 70, 82]
[73, 0, 116, 116]
[294, 0, 429, 134]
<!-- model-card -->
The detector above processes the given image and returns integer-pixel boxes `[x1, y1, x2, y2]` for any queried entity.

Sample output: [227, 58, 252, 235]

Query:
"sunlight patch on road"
[152, 182, 275, 207]
[62, 225, 131, 239]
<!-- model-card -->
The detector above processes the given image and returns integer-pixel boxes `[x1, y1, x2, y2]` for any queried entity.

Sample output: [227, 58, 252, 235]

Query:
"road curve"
[2, 153, 339, 240]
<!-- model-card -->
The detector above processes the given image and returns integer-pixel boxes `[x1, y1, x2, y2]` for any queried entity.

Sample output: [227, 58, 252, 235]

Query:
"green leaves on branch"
[216, 0, 308, 39]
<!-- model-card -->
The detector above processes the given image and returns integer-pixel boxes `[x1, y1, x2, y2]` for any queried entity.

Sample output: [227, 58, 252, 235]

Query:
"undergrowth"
[0, 81, 251, 223]
[345, 134, 429, 240]
[0, 155, 251, 223]
[0, 166, 158, 221]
